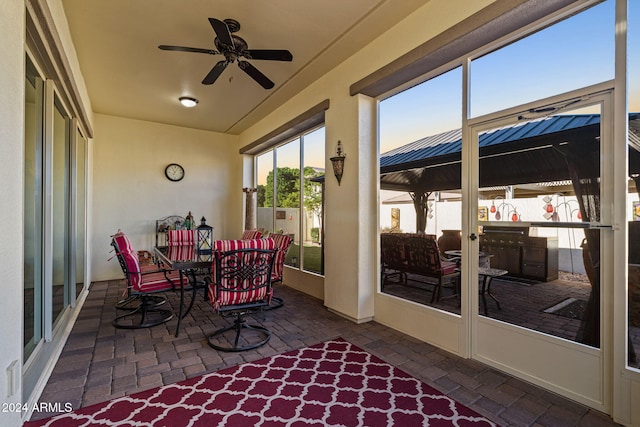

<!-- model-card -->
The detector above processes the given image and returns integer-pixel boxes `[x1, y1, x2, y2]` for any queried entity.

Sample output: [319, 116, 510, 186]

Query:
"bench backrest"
[404, 236, 445, 278]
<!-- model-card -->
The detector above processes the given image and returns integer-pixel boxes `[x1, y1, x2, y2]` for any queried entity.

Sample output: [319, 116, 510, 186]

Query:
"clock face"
[165, 163, 185, 181]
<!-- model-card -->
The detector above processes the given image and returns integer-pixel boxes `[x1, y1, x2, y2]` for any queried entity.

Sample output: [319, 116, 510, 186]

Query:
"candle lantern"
[196, 217, 213, 253]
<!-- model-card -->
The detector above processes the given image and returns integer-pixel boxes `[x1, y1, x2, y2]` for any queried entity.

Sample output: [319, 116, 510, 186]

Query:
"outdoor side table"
[478, 267, 508, 315]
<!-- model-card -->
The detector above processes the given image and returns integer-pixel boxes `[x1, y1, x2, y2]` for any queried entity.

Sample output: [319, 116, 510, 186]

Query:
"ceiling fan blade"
[244, 49, 293, 61]
[208, 18, 234, 48]
[158, 45, 218, 55]
[202, 61, 228, 85]
[238, 60, 274, 89]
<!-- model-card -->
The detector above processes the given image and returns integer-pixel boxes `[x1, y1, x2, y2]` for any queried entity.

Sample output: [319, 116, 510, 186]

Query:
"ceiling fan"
[159, 18, 293, 89]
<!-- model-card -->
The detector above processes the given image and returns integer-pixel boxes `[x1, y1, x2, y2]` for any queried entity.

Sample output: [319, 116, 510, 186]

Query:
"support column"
[243, 187, 257, 231]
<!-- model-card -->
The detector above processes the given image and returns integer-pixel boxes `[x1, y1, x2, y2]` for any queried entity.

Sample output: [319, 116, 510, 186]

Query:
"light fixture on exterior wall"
[330, 140, 346, 185]
[179, 96, 199, 108]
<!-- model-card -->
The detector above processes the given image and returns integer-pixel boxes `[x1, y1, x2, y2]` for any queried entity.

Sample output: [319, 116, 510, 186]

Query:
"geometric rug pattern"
[24, 338, 496, 427]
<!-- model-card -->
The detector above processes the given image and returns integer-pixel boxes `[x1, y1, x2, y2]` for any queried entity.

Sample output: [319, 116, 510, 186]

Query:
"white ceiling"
[61, 0, 428, 134]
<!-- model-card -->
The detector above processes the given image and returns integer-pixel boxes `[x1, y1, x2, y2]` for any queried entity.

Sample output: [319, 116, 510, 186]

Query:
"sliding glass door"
[51, 95, 71, 326]
[24, 56, 44, 360]
[23, 52, 88, 401]
[74, 127, 87, 301]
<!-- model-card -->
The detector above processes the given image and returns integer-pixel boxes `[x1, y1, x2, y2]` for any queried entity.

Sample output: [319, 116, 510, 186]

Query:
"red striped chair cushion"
[140, 263, 161, 273]
[112, 230, 187, 293]
[241, 229, 262, 240]
[119, 250, 187, 292]
[213, 238, 275, 253]
[269, 233, 293, 282]
[208, 238, 275, 307]
[137, 271, 181, 293]
[165, 245, 196, 262]
[215, 280, 269, 308]
[113, 231, 167, 274]
[167, 229, 195, 246]
[112, 231, 135, 254]
[441, 260, 458, 275]
[113, 238, 187, 293]
[117, 249, 143, 289]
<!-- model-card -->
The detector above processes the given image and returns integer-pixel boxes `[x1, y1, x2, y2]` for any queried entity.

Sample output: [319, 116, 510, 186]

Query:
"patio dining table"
[154, 245, 212, 336]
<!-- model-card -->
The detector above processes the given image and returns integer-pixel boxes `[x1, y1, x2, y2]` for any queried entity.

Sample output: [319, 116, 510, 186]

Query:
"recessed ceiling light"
[179, 97, 198, 108]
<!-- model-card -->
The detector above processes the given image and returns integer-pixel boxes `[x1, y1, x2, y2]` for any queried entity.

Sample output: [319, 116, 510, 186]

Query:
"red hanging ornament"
[577, 211, 582, 220]
[545, 203, 554, 213]
[511, 211, 519, 222]
[490, 203, 496, 213]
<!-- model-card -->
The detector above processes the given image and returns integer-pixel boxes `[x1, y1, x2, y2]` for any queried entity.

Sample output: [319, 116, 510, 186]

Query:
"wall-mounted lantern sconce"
[330, 140, 346, 185]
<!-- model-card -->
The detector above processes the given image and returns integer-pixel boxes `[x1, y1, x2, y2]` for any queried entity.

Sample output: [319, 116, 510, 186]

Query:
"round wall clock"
[164, 163, 185, 182]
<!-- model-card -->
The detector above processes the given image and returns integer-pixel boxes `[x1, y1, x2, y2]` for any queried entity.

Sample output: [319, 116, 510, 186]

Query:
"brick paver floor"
[30, 279, 621, 426]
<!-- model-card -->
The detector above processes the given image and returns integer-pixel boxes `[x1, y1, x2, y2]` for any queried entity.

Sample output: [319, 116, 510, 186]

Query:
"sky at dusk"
[380, 0, 638, 153]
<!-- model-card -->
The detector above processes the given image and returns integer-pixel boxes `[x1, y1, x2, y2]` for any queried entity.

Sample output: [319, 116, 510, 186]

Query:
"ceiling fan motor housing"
[223, 18, 241, 33]
[214, 35, 248, 62]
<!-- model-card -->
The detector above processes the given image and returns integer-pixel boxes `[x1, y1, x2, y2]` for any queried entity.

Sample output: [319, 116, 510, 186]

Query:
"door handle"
[469, 233, 478, 241]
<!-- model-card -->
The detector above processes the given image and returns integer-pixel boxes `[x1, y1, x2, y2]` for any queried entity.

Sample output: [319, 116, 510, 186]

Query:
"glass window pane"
[276, 140, 300, 267]
[24, 56, 43, 359]
[256, 151, 274, 233]
[52, 96, 70, 325]
[75, 129, 86, 300]
[302, 127, 325, 274]
[628, 0, 640, 369]
[379, 67, 462, 314]
[470, 1, 614, 118]
[478, 105, 602, 349]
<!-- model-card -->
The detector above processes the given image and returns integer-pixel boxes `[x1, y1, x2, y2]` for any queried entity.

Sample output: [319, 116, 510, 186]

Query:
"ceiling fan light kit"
[159, 18, 293, 90]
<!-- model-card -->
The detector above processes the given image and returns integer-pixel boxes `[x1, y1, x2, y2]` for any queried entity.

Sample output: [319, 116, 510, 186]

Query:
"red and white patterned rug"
[25, 339, 496, 426]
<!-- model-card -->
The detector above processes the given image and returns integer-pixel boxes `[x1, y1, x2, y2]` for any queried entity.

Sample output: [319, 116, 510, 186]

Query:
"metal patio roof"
[380, 114, 603, 170]
[379, 113, 640, 193]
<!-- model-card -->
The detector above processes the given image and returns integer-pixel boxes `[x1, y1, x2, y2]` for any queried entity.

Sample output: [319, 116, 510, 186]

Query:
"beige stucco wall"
[238, 0, 493, 322]
[90, 114, 242, 281]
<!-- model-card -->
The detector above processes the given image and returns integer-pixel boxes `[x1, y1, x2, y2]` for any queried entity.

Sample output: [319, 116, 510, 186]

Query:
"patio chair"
[111, 230, 167, 311]
[206, 238, 276, 352]
[241, 229, 263, 240]
[265, 233, 293, 309]
[155, 215, 186, 247]
[111, 233, 188, 329]
[380, 233, 408, 287]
